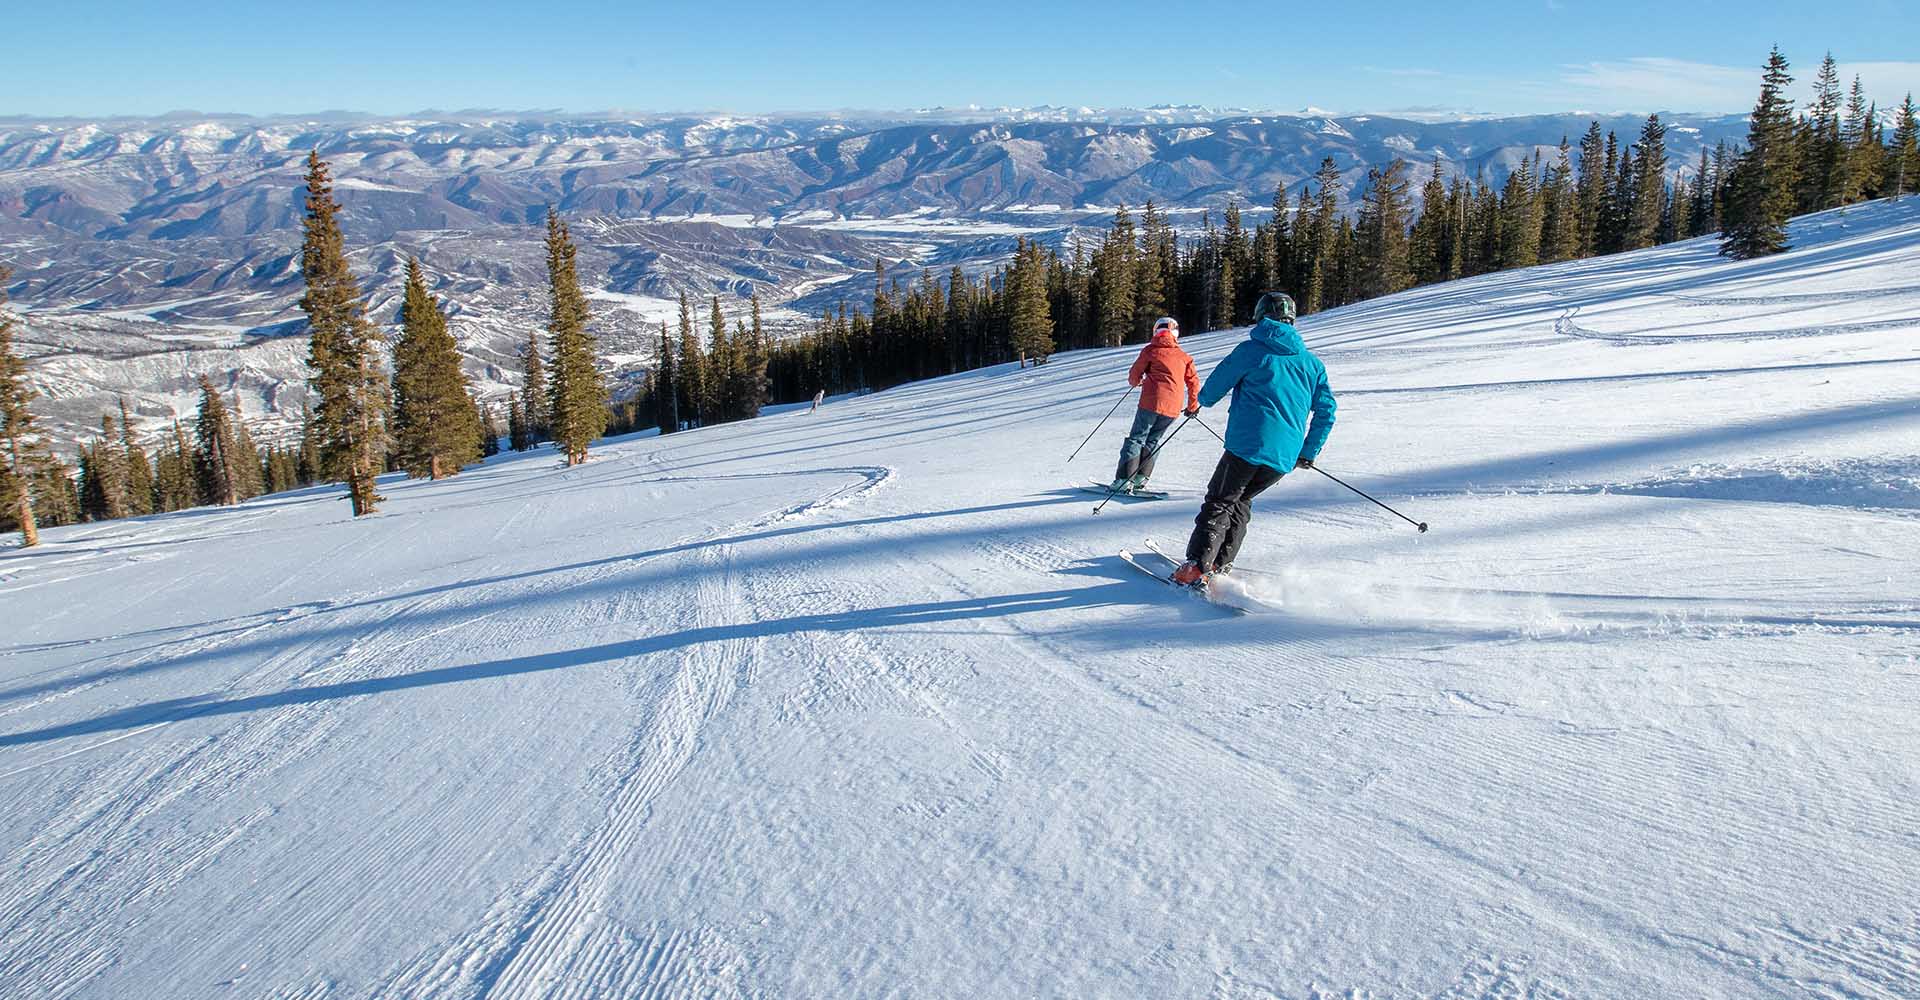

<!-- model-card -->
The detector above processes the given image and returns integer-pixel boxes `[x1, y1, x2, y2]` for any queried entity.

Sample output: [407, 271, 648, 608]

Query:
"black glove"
[1295, 457, 1313, 469]
[1184, 405, 1200, 417]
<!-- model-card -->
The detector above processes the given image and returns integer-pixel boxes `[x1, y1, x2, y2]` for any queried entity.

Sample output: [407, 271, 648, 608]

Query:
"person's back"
[1208, 316, 1333, 472]
[1174, 292, 1335, 585]
[1111, 318, 1200, 492]
[1131, 328, 1197, 417]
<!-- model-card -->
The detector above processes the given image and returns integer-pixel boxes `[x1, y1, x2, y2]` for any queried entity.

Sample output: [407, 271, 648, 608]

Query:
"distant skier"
[811, 389, 825, 413]
[1109, 317, 1200, 494]
[1172, 292, 1335, 587]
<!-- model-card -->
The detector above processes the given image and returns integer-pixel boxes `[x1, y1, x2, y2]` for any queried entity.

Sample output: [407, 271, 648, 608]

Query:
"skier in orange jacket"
[1110, 317, 1201, 494]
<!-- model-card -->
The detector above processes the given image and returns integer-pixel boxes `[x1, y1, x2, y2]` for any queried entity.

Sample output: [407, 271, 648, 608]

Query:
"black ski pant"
[1115, 408, 1176, 482]
[1185, 450, 1285, 569]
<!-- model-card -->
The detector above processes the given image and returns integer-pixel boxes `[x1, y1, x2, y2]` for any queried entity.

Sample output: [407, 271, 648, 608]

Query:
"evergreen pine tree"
[1723, 48, 1802, 259]
[1625, 115, 1669, 250]
[1497, 154, 1541, 269]
[298, 151, 388, 516]
[230, 407, 265, 501]
[707, 296, 734, 419]
[507, 391, 534, 451]
[86, 414, 129, 520]
[76, 441, 106, 522]
[1356, 159, 1413, 298]
[739, 294, 768, 419]
[478, 402, 502, 457]
[0, 264, 48, 546]
[391, 257, 482, 478]
[675, 293, 706, 422]
[1133, 201, 1170, 333]
[1841, 77, 1879, 202]
[1803, 53, 1847, 212]
[1541, 139, 1581, 261]
[519, 327, 547, 443]
[1302, 158, 1342, 313]
[1890, 94, 1920, 197]
[1408, 162, 1450, 284]
[1688, 146, 1718, 235]
[543, 210, 609, 464]
[1091, 205, 1137, 346]
[1575, 122, 1607, 256]
[151, 422, 194, 512]
[26, 453, 79, 531]
[294, 402, 321, 485]
[1008, 238, 1055, 364]
[1603, 135, 1635, 254]
[192, 375, 239, 506]
[118, 398, 154, 516]
[1220, 200, 1253, 323]
[653, 323, 677, 433]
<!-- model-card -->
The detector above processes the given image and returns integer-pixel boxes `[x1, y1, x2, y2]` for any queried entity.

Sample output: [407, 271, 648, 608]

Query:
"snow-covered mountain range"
[1, 110, 1749, 449]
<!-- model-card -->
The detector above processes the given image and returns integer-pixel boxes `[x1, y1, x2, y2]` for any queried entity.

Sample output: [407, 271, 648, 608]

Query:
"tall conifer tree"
[1356, 159, 1413, 298]
[1890, 94, 1920, 197]
[392, 258, 482, 479]
[192, 375, 239, 507]
[1575, 122, 1607, 256]
[1, 264, 47, 546]
[1625, 115, 1669, 250]
[298, 152, 388, 515]
[1723, 48, 1801, 259]
[1091, 205, 1137, 346]
[543, 210, 609, 465]
[1008, 239, 1055, 364]
[117, 399, 154, 515]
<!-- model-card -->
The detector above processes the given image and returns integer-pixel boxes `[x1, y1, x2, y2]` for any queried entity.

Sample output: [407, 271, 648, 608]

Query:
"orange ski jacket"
[1128, 329, 1201, 417]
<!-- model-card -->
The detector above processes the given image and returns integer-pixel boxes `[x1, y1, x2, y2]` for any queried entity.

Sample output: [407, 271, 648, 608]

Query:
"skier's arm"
[1197, 345, 1253, 408]
[1127, 348, 1149, 388]
[1183, 355, 1201, 412]
[1299, 365, 1337, 461]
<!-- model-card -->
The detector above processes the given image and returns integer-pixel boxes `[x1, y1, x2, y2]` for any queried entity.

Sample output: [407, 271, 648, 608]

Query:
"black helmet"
[1253, 291, 1297, 325]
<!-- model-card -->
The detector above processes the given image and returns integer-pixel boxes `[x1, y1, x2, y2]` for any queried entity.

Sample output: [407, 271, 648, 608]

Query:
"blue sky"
[8, 0, 1919, 118]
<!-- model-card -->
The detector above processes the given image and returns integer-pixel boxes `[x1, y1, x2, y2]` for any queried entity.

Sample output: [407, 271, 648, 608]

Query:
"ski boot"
[1128, 475, 1149, 494]
[1171, 561, 1208, 588]
[1108, 477, 1134, 495]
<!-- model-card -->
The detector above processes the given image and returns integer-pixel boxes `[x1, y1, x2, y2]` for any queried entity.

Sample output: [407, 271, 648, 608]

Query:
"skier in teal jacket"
[1173, 292, 1336, 586]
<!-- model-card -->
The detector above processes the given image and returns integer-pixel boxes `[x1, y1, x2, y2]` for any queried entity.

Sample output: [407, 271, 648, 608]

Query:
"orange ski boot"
[1171, 561, 1207, 588]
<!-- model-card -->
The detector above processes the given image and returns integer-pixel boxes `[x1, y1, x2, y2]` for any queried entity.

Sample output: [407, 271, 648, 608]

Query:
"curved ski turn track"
[3, 202, 1919, 998]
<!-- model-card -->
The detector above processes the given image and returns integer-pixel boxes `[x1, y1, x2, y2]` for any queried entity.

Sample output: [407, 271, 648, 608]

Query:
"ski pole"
[1194, 414, 1227, 444]
[1312, 466, 1429, 533]
[1199, 414, 1428, 533]
[1067, 385, 1135, 463]
[1093, 414, 1192, 515]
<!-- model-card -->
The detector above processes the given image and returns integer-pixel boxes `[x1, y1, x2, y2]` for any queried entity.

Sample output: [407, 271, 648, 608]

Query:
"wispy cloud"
[1557, 58, 1755, 111]
[1841, 62, 1920, 103]
[1554, 57, 1920, 113]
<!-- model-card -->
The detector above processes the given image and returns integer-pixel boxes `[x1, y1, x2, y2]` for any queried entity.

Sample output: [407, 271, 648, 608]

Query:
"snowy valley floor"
[4, 202, 1920, 999]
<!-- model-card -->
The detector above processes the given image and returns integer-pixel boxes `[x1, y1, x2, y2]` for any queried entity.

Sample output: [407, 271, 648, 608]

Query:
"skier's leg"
[1115, 408, 1156, 482]
[1185, 452, 1255, 567]
[1134, 413, 1178, 481]
[1216, 462, 1286, 568]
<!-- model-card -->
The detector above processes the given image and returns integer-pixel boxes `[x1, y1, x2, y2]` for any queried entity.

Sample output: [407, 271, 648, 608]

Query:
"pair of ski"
[1077, 480, 1172, 501]
[1119, 540, 1278, 615]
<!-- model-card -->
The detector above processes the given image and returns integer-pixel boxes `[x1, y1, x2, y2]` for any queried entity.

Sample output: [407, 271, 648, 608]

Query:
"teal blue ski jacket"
[1197, 319, 1336, 472]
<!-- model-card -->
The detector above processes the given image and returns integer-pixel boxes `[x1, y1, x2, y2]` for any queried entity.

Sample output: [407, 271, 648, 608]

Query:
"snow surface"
[3, 201, 1920, 998]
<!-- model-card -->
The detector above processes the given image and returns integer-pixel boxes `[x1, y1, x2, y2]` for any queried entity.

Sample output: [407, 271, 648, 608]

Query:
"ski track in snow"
[4, 201, 1920, 998]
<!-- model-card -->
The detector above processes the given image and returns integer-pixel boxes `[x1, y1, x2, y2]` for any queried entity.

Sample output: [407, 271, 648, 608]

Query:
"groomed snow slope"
[4, 201, 1919, 999]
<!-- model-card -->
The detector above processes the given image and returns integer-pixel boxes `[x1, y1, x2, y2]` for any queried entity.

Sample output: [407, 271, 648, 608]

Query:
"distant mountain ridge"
[0, 110, 1747, 241]
[0, 110, 1750, 450]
